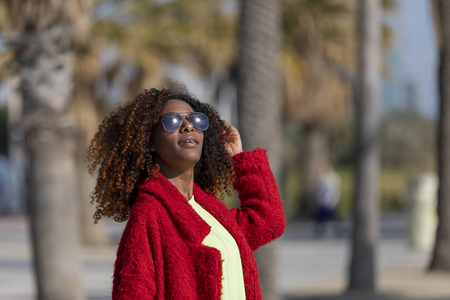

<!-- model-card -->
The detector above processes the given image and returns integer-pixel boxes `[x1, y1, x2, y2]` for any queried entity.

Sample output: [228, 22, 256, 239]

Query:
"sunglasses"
[161, 112, 209, 133]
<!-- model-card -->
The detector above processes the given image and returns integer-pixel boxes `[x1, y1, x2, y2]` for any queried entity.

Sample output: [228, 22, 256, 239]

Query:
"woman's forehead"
[163, 99, 194, 114]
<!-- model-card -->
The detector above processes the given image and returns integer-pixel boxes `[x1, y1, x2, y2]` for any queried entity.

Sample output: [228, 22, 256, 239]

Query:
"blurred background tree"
[348, 0, 380, 292]
[0, 0, 424, 225]
[281, 0, 405, 220]
[0, 0, 92, 299]
[237, 0, 282, 298]
[430, 0, 450, 272]
[282, 0, 354, 218]
[91, 0, 236, 88]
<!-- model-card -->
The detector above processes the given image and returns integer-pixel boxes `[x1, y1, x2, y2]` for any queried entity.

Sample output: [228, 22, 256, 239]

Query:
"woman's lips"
[178, 135, 199, 146]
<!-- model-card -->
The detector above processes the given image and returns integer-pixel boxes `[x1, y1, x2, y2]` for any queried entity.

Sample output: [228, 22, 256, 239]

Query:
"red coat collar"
[137, 172, 214, 245]
[137, 172, 250, 259]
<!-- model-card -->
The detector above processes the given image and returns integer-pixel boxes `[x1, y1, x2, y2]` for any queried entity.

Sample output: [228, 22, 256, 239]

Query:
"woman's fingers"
[221, 120, 243, 156]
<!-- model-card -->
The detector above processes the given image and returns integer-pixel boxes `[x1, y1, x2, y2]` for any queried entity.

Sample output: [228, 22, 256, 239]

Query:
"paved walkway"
[1, 214, 450, 300]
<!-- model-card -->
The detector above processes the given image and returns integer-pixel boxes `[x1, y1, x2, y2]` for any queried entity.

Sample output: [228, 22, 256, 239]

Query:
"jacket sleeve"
[112, 207, 156, 300]
[229, 148, 286, 251]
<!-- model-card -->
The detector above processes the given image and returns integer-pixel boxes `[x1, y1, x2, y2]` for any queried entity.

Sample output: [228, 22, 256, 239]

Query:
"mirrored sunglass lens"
[162, 114, 182, 132]
[188, 113, 209, 131]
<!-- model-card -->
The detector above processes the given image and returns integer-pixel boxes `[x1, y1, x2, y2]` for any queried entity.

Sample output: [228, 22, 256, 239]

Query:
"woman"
[87, 84, 286, 300]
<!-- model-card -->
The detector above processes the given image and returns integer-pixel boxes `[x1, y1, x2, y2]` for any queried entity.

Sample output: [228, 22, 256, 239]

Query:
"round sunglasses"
[161, 112, 209, 133]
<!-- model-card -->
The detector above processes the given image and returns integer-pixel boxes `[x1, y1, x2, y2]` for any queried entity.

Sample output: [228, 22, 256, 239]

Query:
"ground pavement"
[1, 214, 449, 300]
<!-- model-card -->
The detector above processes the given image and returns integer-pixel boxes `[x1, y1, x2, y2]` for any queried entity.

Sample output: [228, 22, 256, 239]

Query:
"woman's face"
[151, 100, 204, 174]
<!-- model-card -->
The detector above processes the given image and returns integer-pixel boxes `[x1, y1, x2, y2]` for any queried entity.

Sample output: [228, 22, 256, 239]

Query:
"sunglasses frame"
[161, 112, 209, 133]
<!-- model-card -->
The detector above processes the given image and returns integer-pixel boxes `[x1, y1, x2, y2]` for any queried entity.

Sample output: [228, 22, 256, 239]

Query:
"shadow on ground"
[284, 292, 450, 300]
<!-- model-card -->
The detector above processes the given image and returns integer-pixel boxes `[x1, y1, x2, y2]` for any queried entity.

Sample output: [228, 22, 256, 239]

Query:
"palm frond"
[282, 0, 354, 124]
[381, 0, 398, 12]
[1, 0, 93, 40]
[92, 0, 235, 77]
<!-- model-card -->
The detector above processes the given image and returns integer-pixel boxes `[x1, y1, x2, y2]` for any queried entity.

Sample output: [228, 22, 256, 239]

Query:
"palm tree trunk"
[237, 0, 282, 299]
[348, 0, 380, 292]
[20, 24, 85, 300]
[430, 0, 450, 272]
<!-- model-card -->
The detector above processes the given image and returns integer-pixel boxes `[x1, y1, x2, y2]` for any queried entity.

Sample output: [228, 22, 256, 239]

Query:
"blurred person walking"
[313, 161, 341, 238]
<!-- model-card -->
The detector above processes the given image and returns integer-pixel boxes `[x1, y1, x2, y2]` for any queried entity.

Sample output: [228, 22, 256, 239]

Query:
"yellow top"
[188, 196, 246, 300]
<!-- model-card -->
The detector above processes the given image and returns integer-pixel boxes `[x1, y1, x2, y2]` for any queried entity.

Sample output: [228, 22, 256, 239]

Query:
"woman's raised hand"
[222, 121, 243, 157]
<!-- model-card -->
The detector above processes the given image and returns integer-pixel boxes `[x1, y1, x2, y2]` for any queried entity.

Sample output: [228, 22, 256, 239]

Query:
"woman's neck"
[158, 164, 195, 200]
[167, 173, 194, 200]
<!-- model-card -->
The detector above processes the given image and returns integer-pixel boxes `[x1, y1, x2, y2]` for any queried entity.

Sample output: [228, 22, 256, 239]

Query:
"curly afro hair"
[87, 83, 235, 223]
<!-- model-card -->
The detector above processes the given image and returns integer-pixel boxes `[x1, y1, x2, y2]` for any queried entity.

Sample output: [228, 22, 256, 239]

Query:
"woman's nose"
[179, 117, 194, 132]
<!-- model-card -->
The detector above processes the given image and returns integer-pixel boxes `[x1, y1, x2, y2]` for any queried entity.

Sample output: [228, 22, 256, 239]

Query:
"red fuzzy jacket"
[112, 149, 286, 300]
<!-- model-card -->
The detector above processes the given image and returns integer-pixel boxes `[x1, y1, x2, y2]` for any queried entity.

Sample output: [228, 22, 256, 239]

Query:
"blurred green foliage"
[0, 0, 431, 221]
[91, 0, 235, 82]
[336, 168, 407, 217]
[381, 111, 436, 170]
[284, 166, 411, 219]
[283, 110, 436, 219]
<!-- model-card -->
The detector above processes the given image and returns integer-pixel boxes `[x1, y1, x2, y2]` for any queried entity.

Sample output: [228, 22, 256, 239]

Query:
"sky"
[394, 0, 438, 119]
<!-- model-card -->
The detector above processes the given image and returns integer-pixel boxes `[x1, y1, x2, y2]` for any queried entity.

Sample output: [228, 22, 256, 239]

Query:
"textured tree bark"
[237, 0, 282, 299]
[20, 24, 85, 300]
[430, 0, 450, 272]
[348, 0, 380, 292]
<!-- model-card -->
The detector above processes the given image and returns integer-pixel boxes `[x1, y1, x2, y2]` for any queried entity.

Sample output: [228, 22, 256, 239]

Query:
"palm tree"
[0, 0, 91, 298]
[237, 0, 282, 299]
[92, 0, 236, 87]
[281, 0, 355, 217]
[429, 0, 450, 272]
[348, 0, 381, 292]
